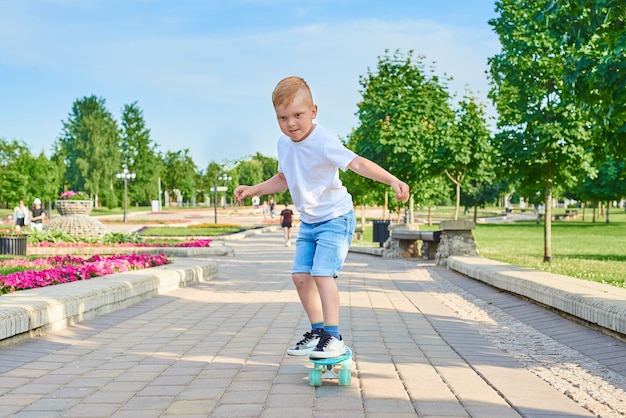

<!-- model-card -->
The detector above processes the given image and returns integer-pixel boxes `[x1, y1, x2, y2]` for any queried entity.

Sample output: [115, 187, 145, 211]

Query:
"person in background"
[269, 197, 276, 219]
[252, 195, 260, 210]
[30, 198, 46, 232]
[13, 200, 30, 232]
[262, 200, 269, 220]
[280, 203, 294, 246]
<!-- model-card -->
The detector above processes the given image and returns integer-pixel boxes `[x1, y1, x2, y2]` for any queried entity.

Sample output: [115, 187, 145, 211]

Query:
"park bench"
[538, 209, 579, 221]
[385, 229, 442, 259]
[382, 220, 478, 266]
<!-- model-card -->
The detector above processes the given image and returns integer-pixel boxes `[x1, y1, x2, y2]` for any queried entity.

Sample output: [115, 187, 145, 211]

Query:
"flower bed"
[32, 239, 212, 248]
[0, 253, 170, 295]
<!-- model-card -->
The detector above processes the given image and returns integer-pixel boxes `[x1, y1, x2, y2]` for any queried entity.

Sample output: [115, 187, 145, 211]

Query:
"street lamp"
[218, 174, 232, 209]
[116, 168, 136, 223]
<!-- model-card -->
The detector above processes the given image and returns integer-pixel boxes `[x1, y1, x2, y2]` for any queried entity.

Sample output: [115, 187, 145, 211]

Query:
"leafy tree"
[461, 180, 507, 224]
[435, 92, 494, 219]
[538, 0, 625, 158]
[230, 153, 290, 206]
[162, 149, 197, 205]
[26, 152, 61, 206]
[0, 140, 60, 211]
[488, 0, 596, 262]
[350, 49, 455, 218]
[572, 158, 626, 223]
[0, 139, 31, 207]
[54, 95, 121, 207]
[120, 102, 160, 205]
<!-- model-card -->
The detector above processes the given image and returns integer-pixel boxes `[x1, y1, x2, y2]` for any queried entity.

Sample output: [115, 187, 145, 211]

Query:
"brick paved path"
[2, 230, 625, 417]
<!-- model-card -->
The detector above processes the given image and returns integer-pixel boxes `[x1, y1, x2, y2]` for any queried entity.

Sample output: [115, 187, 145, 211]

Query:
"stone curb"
[349, 245, 384, 256]
[0, 258, 218, 347]
[447, 255, 626, 337]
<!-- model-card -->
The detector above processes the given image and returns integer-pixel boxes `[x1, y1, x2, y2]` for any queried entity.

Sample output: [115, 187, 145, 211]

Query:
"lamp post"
[218, 174, 232, 209]
[116, 168, 136, 223]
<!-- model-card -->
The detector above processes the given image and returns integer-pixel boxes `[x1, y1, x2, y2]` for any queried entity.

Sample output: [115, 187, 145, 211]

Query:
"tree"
[54, 95, 121, 207]
[488, 0, 596, 262]
[0, 139, 32, 207]
[26, 152, 61, 206]
[435, 92, 494, 219]
[120, 102, 160, 205]
[350, 49, 455, 219]
[162, 149, 197, 205]
[573, 158, 626, 223]
[539, 0, 625, 158]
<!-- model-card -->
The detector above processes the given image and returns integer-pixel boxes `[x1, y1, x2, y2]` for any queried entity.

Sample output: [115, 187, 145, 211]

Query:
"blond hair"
[272, 76, 314, 108]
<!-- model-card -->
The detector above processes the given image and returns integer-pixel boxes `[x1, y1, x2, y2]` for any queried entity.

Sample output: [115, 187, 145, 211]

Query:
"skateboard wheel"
[338, 369, 351, 385]
[308, 369, 322, 386]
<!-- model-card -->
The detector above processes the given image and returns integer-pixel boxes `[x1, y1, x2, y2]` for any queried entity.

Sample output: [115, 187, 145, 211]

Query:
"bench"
[383, 229, 441, 259]
[538, 210, 579, 221]
[382, 220, 479, 265]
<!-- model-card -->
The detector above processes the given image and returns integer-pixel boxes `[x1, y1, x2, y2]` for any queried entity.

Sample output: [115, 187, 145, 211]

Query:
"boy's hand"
[234, 186, 251, 204]
[392, 180, 410, 203]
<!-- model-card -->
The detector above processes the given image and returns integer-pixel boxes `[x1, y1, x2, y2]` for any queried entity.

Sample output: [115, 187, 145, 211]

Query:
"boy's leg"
[308, 211, 355, 358]
[292, 272, 324, 324]
[313, 275, 339, 326]
[286, 272, 324, 356]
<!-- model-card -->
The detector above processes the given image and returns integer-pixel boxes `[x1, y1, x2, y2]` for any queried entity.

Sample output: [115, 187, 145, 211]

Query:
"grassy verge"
[474, 219, 626, 288]
[352, 210, 626, 288]
[138, 225, 250, 237]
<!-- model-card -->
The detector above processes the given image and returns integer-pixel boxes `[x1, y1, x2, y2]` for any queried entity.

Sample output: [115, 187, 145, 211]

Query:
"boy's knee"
[292, 272, 310, 287]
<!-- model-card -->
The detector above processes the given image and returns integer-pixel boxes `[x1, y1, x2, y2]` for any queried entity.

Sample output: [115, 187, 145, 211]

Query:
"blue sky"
[0, 0, 500, 171]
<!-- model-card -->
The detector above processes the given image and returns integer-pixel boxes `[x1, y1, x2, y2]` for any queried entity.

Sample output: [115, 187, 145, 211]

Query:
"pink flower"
[0, 253, 170, 294]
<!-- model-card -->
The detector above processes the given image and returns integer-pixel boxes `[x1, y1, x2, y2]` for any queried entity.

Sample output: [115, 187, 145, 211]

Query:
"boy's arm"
[234, 173, 288, 204]
[347, 156, 410, 202]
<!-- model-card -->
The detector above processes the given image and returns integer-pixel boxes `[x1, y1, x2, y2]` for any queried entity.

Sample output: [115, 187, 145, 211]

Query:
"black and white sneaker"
[286, 329, 324, 356]
[309, 332, 346, 359]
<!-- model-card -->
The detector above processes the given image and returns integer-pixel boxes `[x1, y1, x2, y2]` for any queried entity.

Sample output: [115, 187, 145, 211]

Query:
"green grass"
[474, 219, 626, 288]
[138, 225, 248, 237]
[352, 209, 626, 288]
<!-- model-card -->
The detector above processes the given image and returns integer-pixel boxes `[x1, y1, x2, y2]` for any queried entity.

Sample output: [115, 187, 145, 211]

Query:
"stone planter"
[0, 236, 27, 256]
[55, 200, 93, 216]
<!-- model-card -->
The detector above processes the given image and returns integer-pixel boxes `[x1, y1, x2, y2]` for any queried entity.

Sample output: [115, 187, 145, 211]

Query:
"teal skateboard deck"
[308, 347, 352, 386]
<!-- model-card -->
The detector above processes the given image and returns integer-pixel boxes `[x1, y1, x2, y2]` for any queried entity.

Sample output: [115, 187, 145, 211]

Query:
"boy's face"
[274, 89, 317, 143]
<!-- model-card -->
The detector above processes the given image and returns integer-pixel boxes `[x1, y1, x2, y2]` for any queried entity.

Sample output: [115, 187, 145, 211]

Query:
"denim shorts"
[292, 210, 356, 277]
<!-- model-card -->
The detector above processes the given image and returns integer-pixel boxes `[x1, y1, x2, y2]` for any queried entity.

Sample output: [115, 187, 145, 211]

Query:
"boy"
[234, 76, 409, 358]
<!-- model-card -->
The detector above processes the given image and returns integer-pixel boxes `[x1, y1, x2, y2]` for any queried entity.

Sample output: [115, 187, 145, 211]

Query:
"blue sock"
[324, 325, 340, 339]
[311, 322, 324, 331]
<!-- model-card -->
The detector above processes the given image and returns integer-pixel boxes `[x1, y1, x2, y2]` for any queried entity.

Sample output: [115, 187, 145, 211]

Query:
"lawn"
[474, 218, 626, 288]
[138, 225, 250, 237]
[353, 209, 626, 288]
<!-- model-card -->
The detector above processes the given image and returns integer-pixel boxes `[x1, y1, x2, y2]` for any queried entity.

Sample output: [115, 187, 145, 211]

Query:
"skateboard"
[307, 347, 352, 386]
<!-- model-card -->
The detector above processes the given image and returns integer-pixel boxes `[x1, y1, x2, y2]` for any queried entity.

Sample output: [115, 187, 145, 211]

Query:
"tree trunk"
[606, 200, 610, 224]
[454, 181, 461, 220]
[592, 202, 596, 223]
[408, 195, 414, 224]
[543, 177, 553, 262]
[473, 205, 478, 224]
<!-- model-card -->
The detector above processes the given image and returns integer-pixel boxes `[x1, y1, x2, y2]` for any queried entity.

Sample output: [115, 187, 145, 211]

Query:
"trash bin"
[0, 236, 27, 256]
[372, 220, 390, 247]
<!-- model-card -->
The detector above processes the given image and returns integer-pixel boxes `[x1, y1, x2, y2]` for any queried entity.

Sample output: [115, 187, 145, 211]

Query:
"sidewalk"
[1, 231, 625, 417]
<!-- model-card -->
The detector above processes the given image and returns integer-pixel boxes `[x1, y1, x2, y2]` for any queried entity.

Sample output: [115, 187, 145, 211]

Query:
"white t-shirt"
[277, 125, 357, 224]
